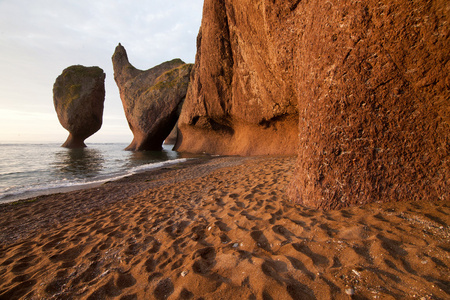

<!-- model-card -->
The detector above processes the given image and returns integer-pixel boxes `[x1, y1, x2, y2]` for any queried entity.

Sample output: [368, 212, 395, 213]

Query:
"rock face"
[177, 0, 450, 208]
[288, 0, 449, 209]
[112, 43, 192, 151]
[174, 0, 299, 155]
[53, 65, 105, 148]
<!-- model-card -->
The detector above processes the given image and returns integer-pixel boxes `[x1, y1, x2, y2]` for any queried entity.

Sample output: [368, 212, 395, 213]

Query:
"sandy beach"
[0, 156, 448, 299]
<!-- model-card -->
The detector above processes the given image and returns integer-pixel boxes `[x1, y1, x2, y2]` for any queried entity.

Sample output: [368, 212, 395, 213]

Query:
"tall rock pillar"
[112, 43, 192, 151]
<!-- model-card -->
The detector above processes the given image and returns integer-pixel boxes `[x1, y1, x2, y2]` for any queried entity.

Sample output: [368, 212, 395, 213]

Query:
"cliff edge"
[174, 0, 299, 155]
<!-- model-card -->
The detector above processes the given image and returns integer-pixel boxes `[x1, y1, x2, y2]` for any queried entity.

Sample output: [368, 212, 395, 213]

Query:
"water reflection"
[53, 148, 105, 178]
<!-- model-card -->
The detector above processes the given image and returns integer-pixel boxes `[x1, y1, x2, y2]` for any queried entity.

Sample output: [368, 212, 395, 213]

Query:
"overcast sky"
[0, 0, 203, 143]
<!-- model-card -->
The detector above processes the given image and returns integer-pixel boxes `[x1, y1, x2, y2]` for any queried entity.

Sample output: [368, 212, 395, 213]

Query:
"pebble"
[345, 288, 355, 296]
[181, 270, 189, 277]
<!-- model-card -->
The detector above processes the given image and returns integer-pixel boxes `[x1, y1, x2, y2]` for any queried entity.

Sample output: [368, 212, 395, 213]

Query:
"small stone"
[345, 288, 355, 296]
[232, 243, 239, 248]
[181, 270, 188, 277]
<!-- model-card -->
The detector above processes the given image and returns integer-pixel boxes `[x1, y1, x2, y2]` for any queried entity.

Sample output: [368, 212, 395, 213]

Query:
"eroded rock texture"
[289, 0, 449, 209]
[178, 0, 449, 208]
[112, 44, 192, 151]
[53, 65, 105, 148]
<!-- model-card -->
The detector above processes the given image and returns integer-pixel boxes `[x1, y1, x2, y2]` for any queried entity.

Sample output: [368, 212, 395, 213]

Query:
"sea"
[0, 143, 193, 204]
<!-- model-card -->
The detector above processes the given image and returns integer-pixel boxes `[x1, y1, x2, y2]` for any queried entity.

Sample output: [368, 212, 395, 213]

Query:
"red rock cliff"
[178, 0, 449, 208]
[175, 0, 299, 155]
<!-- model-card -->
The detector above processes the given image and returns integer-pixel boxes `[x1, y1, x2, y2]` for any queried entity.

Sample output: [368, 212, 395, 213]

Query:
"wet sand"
[0, 156, 449, 299]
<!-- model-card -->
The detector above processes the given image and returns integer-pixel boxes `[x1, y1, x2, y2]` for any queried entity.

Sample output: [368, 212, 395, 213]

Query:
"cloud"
[0, 0, 203, 143]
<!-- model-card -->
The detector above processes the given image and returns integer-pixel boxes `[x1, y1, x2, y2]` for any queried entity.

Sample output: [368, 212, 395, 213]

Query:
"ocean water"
[0, 143, 190, 204]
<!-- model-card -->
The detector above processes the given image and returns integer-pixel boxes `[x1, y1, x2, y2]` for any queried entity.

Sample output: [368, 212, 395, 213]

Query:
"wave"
[0, 158, 189, 204]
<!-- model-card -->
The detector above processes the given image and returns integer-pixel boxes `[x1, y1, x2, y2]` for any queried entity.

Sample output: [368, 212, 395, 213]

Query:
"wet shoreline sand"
[0, 156, 449, 299]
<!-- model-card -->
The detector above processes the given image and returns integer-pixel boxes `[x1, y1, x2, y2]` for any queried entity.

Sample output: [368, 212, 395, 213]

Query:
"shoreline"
[0, 156, 250, 245]
[0, 181, 105, 205]
[0, 155, 449, 299]
[0, 146, 191, 205]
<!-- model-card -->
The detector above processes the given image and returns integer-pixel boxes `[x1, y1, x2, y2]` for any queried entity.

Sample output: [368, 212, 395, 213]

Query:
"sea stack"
[112, 43, 192, 151]
[53, 65, 105, 148]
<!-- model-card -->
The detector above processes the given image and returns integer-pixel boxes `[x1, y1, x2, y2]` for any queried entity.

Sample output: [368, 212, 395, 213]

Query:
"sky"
[0, 0, 203, 144]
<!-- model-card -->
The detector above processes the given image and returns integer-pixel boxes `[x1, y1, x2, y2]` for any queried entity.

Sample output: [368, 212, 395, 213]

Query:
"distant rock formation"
[112, 43, 192, 151]
[53, 65, 105, 148]
[176, 0, 449, 208]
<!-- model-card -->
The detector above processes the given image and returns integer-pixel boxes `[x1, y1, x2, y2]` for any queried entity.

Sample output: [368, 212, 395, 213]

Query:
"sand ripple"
[0, 157, 449, 299]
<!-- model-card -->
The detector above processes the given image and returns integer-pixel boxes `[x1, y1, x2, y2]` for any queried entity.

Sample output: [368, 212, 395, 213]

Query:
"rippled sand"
[0, 156, 449, 299]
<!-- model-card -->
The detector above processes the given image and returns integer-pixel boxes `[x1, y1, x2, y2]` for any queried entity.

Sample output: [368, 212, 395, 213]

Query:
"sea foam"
[0, 143, 191, 204]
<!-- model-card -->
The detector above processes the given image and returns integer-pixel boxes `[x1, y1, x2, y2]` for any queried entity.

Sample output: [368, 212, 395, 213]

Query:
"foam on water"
[0, 143, 194, 204]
